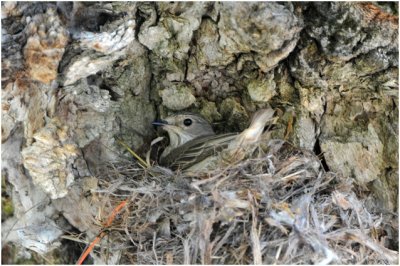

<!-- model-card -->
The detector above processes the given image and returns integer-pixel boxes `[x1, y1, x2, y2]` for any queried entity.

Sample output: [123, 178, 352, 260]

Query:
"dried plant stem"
[117, 139, 149, 168]
[76, 200, 127, 265]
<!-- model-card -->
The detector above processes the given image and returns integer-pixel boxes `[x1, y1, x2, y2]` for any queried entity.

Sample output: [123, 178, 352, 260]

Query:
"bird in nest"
[152, 108, 276, 173]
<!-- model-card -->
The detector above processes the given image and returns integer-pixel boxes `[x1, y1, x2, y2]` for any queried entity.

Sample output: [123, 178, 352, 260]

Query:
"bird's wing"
[160, 133, 238, 170]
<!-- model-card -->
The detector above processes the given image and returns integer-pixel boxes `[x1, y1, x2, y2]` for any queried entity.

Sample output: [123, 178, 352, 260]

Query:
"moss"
[219, 98, 249, 131]
[247, 77, 276, 102]
[2, 198, 14, 217]
[159, 83, 196, 110]
[1, 176, 13, 220]
[199, 99, 222, 123]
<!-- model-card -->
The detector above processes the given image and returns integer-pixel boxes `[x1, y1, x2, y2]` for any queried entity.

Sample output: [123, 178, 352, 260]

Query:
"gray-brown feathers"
[160, 133, 238, 170]
[154, 108, 275, 172]
[156, 113, 215, 159]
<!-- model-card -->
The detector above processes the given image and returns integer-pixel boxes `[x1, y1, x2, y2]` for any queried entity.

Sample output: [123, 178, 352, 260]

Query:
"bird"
[152, 108, 276, 172]
[151, 112, 219, 158]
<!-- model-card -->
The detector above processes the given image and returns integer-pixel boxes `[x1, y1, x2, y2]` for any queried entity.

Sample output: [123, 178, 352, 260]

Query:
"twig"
[76, 200, 128, 265]
[249, 191, 262, 265]
[152, 232, 159, 264]
[117, 139, 149, 168]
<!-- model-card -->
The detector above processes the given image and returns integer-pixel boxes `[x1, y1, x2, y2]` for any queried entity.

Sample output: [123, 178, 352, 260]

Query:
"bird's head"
[152, 113, 215, 148]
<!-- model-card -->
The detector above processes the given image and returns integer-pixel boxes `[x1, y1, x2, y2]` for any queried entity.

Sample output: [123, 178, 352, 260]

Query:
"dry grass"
[81, 139, 398, 264]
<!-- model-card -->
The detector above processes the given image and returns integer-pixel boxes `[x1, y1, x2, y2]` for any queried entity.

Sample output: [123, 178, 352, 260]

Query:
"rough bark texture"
[1, 1, 398, 262]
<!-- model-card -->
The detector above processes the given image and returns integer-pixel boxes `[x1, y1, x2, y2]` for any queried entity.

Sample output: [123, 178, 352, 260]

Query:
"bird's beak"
[152, 119, 169, 127]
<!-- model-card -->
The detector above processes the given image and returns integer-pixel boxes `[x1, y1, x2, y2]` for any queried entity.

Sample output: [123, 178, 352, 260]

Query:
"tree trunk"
[1, 1, 398, 263]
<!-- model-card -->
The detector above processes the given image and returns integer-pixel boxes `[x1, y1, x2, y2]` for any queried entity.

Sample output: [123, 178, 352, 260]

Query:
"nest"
[75, 139, 398, 264]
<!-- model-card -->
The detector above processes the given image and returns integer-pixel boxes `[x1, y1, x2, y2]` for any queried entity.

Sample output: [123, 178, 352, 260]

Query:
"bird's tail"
[250, 108, 276, 131]
[230, 108, 276, 148]
[224, 108, 276, 163]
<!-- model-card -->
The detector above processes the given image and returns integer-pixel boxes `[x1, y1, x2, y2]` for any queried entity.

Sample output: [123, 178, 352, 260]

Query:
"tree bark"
[1, 1, 398, 260]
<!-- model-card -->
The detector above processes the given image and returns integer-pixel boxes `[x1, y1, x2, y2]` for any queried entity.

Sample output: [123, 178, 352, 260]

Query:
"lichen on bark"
[1, 1, 398, 262]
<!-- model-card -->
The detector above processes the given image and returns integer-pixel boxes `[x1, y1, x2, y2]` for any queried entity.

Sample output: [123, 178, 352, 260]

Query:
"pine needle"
[117, 139, 149, 169]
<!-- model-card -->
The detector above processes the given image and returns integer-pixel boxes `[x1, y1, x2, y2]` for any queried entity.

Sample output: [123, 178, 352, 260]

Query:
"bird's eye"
[183, 118, 192, 126]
